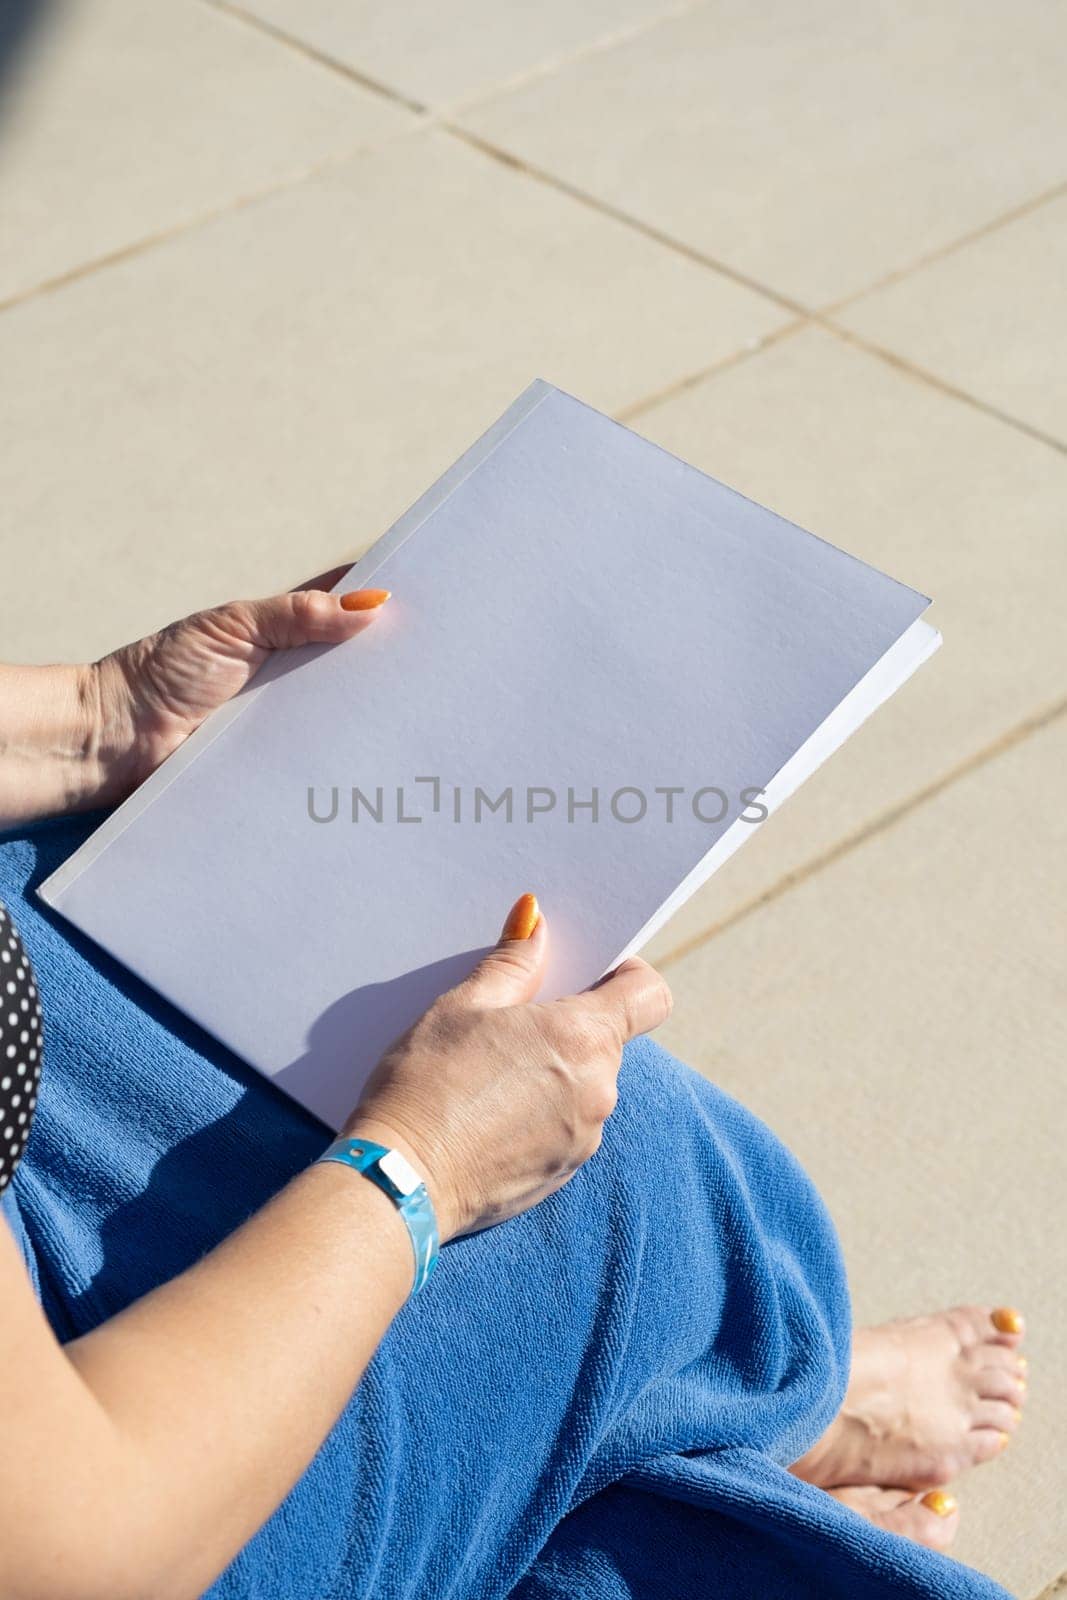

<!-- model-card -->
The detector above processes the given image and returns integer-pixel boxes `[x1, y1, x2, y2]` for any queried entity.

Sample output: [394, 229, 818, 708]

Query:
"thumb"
[225, 586, 392, 652]
[459, 894, 548, 1009]
[581, 957, 673, 1042]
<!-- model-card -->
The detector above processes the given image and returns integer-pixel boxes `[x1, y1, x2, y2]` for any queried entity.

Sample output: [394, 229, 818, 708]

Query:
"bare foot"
[828, 1486, 961, 1553]
[794, 1305, 1027, 1491]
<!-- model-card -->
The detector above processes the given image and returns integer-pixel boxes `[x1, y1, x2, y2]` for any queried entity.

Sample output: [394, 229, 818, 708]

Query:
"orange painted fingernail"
[340, 588, 391, 611]
[921, 1491, 957, 1517]
[501, 893, 539, 942]
[992, 1307, 1024, 1335]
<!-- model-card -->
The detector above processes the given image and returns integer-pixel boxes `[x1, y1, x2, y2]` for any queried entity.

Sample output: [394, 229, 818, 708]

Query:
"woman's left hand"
[0, 568, 390, 827]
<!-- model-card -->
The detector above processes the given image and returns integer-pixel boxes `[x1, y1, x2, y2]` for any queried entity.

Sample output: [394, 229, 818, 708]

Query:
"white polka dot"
[4, 1045, 14, 1058]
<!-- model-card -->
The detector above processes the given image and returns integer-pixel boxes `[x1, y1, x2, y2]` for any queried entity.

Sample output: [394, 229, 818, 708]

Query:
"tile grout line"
[815, 316, 1067, 457]
[0, 117, 436, 319]
[443, 124, 809, 318]
[431, 0, 713, 120]
[614, 317, 809, 422]
[655, 694, 1067, 971]
[197, 0, 429, 112]
[820, 177, 1067, 319]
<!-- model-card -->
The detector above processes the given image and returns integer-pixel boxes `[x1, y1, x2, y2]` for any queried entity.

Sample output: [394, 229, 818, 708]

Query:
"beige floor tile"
[837, 194, 1067, 447]
[0, 128, 785, 664]
[460, 0, 1067, 307]
[659, 714, 1067, 1596]
[0, 0, 413, 305]
[639, 325, 1067, 966]
[230, 0, 688, 108]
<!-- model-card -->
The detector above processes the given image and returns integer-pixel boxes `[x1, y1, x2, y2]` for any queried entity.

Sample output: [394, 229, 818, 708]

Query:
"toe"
[913, 1490, 961, 1551]
[988, 1306, 1025, 1344]
[975, 1365, 1027, 1406]
[970, 1427, 1012, 1465]
[831, 1486, 959, 1552]
[949, 1304, 1026, 1350]
[973, 1398, 1022, 1434]
[967, 1340, 1025, 1374]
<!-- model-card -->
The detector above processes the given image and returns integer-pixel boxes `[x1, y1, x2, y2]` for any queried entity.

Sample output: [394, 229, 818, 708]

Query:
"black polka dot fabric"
[0, 901, 42, 1195]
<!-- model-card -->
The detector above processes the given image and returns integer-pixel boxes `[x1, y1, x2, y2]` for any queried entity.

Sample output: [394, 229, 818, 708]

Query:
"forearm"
[3, 1160, 412, 1600]
[0, 662, 106, 827]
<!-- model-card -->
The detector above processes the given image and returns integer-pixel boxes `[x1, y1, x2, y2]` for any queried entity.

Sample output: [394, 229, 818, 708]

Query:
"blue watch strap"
[318, 1136, 439, 1294]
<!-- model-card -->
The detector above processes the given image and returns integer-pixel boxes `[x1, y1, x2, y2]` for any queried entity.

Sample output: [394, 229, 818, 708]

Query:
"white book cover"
[39, 381, 940, 1128]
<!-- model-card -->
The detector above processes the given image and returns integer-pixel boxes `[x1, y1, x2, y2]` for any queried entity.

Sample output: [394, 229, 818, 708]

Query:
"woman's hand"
[350, 895, 673, 1240]
[87, 567, 390, 805]
[0, 568, 388, 827]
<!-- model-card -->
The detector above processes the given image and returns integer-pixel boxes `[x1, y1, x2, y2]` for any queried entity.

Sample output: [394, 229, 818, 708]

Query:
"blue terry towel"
[2, 816, 1010, 1600]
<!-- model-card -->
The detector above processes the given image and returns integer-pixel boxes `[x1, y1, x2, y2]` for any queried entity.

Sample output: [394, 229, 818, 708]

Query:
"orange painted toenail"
[998, 1432, 1011, 1450]
[1017, 1354, 1028, 1371]
[1012, 1407, 1023, 1422]
[921, 1491, 957, 1518]
[991, 1307, 1024, 1335]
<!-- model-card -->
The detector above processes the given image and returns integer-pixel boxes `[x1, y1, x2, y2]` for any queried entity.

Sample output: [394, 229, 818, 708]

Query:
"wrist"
[0, 661, 113, 825]
[341, 1114, 458, 1244]
[320, 1129, 441, 1294]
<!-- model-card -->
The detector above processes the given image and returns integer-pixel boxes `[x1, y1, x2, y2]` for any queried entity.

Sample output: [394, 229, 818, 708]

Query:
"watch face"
[377, 1147, 421, 1197]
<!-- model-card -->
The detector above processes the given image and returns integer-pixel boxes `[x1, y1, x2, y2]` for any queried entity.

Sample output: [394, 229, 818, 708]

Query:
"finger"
[582, 958, 672, 1041]
[231, 587, 392, 651]
[456, 894, 549, 1009]
[292, 563, 354, 594]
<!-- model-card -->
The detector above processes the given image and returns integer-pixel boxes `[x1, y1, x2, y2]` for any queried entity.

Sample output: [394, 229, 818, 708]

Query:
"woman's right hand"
[348, 895, 673, 1241]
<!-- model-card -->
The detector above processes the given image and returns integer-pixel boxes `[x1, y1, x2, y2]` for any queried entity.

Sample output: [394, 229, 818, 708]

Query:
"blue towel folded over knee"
[2, 818, 1010, 1599]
